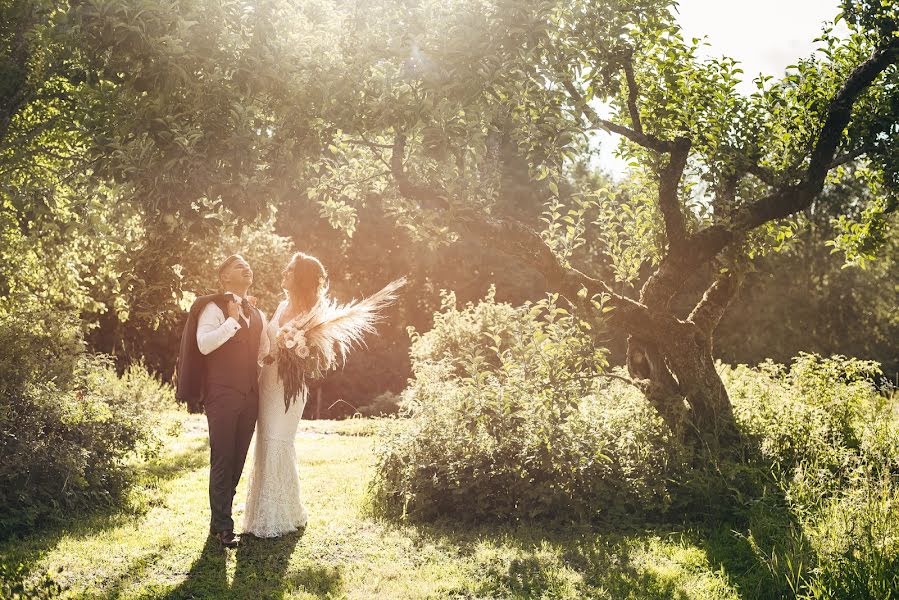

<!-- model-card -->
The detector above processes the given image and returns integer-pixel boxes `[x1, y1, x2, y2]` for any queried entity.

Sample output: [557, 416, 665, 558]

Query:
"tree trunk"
[663, 330, 739, 444]
[456, 209, 744, 446]
[626, 312, 740, 446]
[626, 336, 689, 435]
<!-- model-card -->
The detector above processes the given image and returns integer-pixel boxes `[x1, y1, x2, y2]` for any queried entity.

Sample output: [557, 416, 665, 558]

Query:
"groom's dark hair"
[217, 254, 246, 285]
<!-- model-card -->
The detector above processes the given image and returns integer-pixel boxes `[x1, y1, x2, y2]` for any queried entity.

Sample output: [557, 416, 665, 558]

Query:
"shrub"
[0, 311, 165, 539]
[721, 354, 899, 598]
[801, 468, 899, 599]
[359, 391, 403, 417]
[372, 288, 899, 595]
[723, 354, 896, 493]
[119, 359, 179, 414]
[371, 288, 686, 523]
[0, 561, 63, 599]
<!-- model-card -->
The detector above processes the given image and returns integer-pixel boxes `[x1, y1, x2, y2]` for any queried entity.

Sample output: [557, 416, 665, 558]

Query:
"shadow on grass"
[364, 429, 817, 599]
[156, 536, 228, 600]
[158, 528, 342, 599]
[232, 531, 302, 597]
[383, 501, 809, 599]
[374, 505, 807, 599]
[0, 437, 209, 582]
[695, 499, 812, 600]
[381, 519, 699, 599]
[285, 564, 344, 597]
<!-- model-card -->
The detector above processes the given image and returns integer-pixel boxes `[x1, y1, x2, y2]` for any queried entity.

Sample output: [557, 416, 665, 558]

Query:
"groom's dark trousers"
[203, 304, 263, 533]
[205, 384, 258, 533]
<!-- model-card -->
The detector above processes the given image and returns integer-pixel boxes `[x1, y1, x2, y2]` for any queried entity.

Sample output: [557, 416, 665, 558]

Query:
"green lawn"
[1, 412, 745, 599]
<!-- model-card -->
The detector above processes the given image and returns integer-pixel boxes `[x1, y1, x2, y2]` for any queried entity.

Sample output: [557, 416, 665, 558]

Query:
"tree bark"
[626, 310, 740, 445]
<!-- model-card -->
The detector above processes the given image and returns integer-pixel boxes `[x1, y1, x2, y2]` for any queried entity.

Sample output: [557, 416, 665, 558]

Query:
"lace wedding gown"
[241, 300, 308, 537]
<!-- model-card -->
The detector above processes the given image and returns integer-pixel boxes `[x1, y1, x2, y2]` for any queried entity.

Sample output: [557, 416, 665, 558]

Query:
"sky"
[594, 0, 846, 176]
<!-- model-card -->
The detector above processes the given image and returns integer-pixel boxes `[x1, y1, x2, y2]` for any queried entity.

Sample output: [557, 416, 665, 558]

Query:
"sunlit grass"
[0, 412, 742, 599]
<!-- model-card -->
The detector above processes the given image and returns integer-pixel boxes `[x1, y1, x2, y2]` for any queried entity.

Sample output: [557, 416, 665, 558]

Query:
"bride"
[241, 252, 404, 538]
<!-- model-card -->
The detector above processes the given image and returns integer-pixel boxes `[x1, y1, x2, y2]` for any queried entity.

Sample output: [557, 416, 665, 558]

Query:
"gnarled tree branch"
[688, 270, 744, 335]
[453, 209, 670, 339]
[562, 80, 674, 153]
[659, 137, 691, 250]
[679, 38, 899, 272]
[621, 51, 644, 135]
[383, 127, 665, 338]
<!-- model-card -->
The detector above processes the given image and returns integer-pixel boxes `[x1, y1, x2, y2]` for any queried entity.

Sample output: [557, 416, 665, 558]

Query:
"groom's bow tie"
[228, 294, 252, 325]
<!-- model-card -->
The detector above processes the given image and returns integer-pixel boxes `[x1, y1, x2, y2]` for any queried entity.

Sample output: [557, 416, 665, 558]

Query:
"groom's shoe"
[214, 529, 240, 548]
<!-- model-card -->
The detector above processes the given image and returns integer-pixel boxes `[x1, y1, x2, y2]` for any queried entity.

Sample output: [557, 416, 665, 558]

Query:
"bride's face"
[281, 261, 295, 290]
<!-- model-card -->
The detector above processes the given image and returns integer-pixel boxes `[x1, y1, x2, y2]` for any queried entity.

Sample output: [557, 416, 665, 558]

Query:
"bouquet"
[274, 276, 407, 411]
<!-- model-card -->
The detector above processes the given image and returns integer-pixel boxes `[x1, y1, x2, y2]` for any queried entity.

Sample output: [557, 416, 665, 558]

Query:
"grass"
[0, 411, 747, 599]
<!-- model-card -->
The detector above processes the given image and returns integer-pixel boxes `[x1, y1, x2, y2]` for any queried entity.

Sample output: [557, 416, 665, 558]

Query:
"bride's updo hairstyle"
[285, 252, 329, 311]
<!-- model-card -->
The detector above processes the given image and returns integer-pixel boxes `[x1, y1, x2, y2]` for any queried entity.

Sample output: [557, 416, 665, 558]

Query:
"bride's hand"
[262, 354, 275, 365]
[247, 295, 258, 307]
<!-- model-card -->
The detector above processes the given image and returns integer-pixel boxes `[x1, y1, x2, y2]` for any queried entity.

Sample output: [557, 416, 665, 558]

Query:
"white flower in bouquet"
[295, 345, 310, 358]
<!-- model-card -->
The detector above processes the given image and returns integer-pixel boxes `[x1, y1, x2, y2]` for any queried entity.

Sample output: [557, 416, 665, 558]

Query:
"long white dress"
[241, 300, 308, 537]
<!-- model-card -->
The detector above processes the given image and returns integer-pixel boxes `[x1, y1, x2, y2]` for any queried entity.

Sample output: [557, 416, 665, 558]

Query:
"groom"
[175, 254, 267, 548]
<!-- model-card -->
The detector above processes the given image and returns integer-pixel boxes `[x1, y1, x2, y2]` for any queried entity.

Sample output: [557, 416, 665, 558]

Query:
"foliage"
[2, 0, 896, 428]
[372, 288, 688, 522]
[0, 561, 62, 600]
[0, 312, 169, 539]
[721, 355, 899, 598]
[374, 285, 899, 595]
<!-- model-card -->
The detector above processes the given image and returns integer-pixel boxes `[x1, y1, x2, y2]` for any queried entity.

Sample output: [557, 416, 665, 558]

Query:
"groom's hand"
[227, 300, 240, 320]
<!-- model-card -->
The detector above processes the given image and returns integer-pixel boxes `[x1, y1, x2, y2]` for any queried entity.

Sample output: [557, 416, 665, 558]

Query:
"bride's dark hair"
[285, 252, 328, 311]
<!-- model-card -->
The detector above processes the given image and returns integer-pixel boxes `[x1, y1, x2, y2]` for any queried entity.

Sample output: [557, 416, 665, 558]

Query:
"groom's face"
[221, 257, 254, 288]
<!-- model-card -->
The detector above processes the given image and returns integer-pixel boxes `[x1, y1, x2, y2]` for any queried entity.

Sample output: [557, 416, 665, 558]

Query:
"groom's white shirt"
[197, 294, 269, 364]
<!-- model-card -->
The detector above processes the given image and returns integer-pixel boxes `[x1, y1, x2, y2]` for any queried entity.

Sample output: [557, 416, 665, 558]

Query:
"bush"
[359, 391, 403, 417]
[721, 354, 899, 598]
[0, 311, 166, 539]
[118, 359, 179, 414]
[371, 287, 899, 595]
[371, 288, 687, 523]
[0, 561, 63, 599]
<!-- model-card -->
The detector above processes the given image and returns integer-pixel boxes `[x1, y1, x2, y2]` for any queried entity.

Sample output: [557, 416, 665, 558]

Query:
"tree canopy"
[2, 0, 896, 440]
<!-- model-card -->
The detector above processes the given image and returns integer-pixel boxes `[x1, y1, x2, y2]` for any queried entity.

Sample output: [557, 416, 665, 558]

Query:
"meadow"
[0, 413, 746, 599]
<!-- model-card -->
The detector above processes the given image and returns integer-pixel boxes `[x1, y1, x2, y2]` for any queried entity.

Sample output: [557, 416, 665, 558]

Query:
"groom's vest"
[204, 299, 264, 395]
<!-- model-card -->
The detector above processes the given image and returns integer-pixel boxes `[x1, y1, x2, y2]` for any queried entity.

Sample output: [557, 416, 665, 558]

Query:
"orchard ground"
[0, 411, 750, 599]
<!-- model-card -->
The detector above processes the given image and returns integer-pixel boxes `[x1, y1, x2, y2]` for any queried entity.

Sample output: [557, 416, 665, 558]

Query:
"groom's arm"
[197, 302, 241, 355]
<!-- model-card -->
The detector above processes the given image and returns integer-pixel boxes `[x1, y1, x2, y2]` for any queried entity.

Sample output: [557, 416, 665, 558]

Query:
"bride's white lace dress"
[241, 300, 308, 537]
